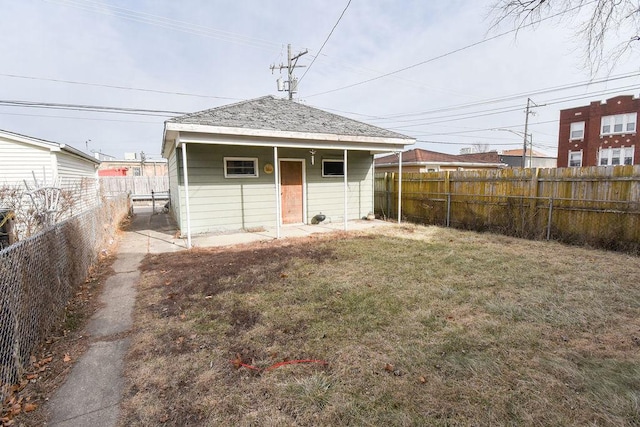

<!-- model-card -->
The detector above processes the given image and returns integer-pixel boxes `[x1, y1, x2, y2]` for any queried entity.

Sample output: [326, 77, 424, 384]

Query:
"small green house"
[162, 96, 414, 246]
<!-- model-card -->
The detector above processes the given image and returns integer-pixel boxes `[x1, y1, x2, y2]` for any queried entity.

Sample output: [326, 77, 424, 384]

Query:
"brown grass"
[120, 226, 640, 426]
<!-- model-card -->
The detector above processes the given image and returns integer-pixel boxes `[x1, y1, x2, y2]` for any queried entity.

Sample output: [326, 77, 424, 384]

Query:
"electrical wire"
[0, 73, 242, 100]
[298, 0, 352, 84]
[0, 100, 186, 116]
[48, 0, 282, 51]
[303, 1, 596, 98]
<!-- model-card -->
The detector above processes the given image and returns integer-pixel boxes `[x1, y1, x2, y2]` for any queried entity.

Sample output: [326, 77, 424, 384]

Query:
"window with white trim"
[601, 113, 637, 135]
[599, 146, 635, 166]
[568, 150, 582, 167]
[570, 121, 585, 140]
[224, 157, 259, 178]
[322, 159, 344, 177]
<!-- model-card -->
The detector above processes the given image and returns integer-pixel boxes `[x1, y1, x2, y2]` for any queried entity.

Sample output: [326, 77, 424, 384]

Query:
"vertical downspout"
[343, 149, 348, 231]
[397, 150, 402, 224]
[274, 147, 281, 239]
[181, 142, 192, 249]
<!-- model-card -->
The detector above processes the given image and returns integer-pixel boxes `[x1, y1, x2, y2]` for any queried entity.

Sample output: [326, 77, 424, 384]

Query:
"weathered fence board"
[375, 165, 640, 252]
[100, 176, 169, 196]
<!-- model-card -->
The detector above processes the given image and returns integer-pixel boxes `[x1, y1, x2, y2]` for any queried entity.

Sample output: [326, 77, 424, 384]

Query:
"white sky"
[1, 0, 638, 159]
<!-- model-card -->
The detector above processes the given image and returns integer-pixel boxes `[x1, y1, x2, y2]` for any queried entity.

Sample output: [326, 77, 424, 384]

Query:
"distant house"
[558, 95, 639, 167]
[162, 96, 414, 244]
[499, 149, 557, 168]
[374, 148, 506, 173]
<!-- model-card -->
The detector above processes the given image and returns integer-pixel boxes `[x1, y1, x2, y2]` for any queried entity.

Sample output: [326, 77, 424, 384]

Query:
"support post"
[546, 197, 553, 241]
[343, 149, 348, 231]
[181, 143, 192, 249]
[274, 147, 281, 239]
[397, 151, 402, 223]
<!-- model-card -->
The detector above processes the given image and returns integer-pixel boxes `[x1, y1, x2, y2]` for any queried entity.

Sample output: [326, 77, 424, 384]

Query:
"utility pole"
[522, 98, 537, 168]
[270, 44, 308, 99]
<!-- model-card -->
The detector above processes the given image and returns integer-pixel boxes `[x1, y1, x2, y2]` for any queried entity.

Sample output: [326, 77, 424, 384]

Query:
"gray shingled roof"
[168, 95, 413, 140]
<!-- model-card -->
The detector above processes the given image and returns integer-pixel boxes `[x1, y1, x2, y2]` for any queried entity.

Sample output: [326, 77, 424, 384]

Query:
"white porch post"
[343, 149, 348, 231]
[274, 147, 281, 239]
[397, 150, 402, 224]
[181, 142, 192, 249]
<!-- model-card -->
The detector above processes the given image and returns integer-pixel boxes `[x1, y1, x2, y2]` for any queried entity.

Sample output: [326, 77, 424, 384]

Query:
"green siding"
[172, 144, 374, 234]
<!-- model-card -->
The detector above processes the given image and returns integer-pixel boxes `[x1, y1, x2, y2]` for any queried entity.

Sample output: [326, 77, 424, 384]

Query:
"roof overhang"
[162, 122, 415, 158]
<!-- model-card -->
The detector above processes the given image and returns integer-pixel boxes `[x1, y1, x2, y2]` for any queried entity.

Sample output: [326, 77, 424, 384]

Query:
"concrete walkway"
[46, 207, 182, 427]
[45, 207, 391, 426]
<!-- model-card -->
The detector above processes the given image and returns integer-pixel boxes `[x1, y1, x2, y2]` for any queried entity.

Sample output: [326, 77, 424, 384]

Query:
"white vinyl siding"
[167, 148, 181, 225]
[0, 136, 54, 185]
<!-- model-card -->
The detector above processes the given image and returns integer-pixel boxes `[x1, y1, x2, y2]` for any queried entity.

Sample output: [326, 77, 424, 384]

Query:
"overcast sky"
[1, 0, 639, 159]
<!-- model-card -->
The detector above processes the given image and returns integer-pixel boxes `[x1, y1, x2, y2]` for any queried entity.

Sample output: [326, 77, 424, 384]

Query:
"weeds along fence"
[375, 165, 640, 252]
[100, 175, 169, 197]
[0, 195, 130, 401]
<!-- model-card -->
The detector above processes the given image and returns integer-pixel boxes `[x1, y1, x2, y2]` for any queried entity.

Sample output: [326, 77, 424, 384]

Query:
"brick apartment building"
[558, 95, 639, 167]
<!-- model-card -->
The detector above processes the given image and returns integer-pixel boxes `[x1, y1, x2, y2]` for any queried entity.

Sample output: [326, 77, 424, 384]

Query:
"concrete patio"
[134, 205, 395, 249]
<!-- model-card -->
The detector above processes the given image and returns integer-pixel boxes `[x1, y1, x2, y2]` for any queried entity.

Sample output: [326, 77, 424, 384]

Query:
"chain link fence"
[0, 195, 129, 401]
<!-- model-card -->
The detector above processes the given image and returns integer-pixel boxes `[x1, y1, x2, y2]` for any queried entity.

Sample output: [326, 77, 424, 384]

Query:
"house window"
[599, 146, 635, 166]
[322, 159, 344, 177]
[224, 157, 259, 178]
[570, 121, 585, 140]
[568, 150, 582, 167]
[601, 113, 637, 135]
[624, 147, 634, 165]
[132, 167, 141, 176]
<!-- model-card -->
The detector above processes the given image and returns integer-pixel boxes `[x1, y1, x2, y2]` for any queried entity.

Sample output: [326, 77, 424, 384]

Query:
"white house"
[0, 129, 101, 218]
[162, 96, 415, 246]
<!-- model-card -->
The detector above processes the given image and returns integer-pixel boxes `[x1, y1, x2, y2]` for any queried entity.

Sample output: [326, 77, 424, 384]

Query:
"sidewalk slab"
[47, 339, 129, 427]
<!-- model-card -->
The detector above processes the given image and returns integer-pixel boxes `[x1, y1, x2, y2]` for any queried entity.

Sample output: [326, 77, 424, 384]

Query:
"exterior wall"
[0, 136, 54, 185]
[167, 148, 181, 226]
[172, 144, 374, 234]
[56, 152, 100, 211]
[500, 155, 557, 168]
[558, 95, 640, 167]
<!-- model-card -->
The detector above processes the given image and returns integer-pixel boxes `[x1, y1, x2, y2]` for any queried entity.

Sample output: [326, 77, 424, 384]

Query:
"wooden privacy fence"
[100, 176, 169, 197]
[374, 165, 640, 252]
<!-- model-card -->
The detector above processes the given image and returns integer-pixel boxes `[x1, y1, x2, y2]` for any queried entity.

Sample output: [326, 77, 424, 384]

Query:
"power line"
[303, 1, 595, 98]
[0, 111, 161, 124]
[298, 0, 352, 84]
[0, 100, 186, 116]
[0, 73, 242, 100]
[48, 0, 281, 51]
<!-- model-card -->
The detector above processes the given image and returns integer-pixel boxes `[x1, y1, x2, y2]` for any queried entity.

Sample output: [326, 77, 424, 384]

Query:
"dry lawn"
[120, 225, 640, 426]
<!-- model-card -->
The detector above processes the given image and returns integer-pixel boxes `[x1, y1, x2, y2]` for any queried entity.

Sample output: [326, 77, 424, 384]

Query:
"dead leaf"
[159, 414, 170, 423]
[23, 403, 37, 413]
[25, 374, 38, 380]
[232, 353, 243, 369]
[280, 273, 288, 278]
[419, 376, 427, 384]
[179, 314, 186, 320]
[63, 354, 72, 363]
[205, 295, 213, 299]
[384, 363, 394, 372]
[40, 356, 53, 365]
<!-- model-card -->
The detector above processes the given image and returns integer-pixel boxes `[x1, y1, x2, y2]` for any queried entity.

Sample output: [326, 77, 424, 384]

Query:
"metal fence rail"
[0, 195, 129, 401]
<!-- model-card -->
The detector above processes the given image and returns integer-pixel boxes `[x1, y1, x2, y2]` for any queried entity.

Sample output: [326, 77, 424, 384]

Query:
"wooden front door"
[280, 160, 303, 224]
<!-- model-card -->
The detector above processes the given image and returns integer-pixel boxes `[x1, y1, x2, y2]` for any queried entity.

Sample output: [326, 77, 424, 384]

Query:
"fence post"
[152, 190, 156, 214]
[446, 193, 451, 227]
[546, 197, 553, 240]
[445, 171, 451, 227]
[386, 173, 392, 219]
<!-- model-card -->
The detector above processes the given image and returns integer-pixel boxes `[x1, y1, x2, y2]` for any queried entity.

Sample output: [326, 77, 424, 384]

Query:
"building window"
[568, 150, 582, 167]
[599, 146, 635, 166]
[132, 167, 142, 176]
[601, 113, 637, 135]
[224, 157, 259, 178]
[570, 121, 585, 140]
[322, 159, 344, 177]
